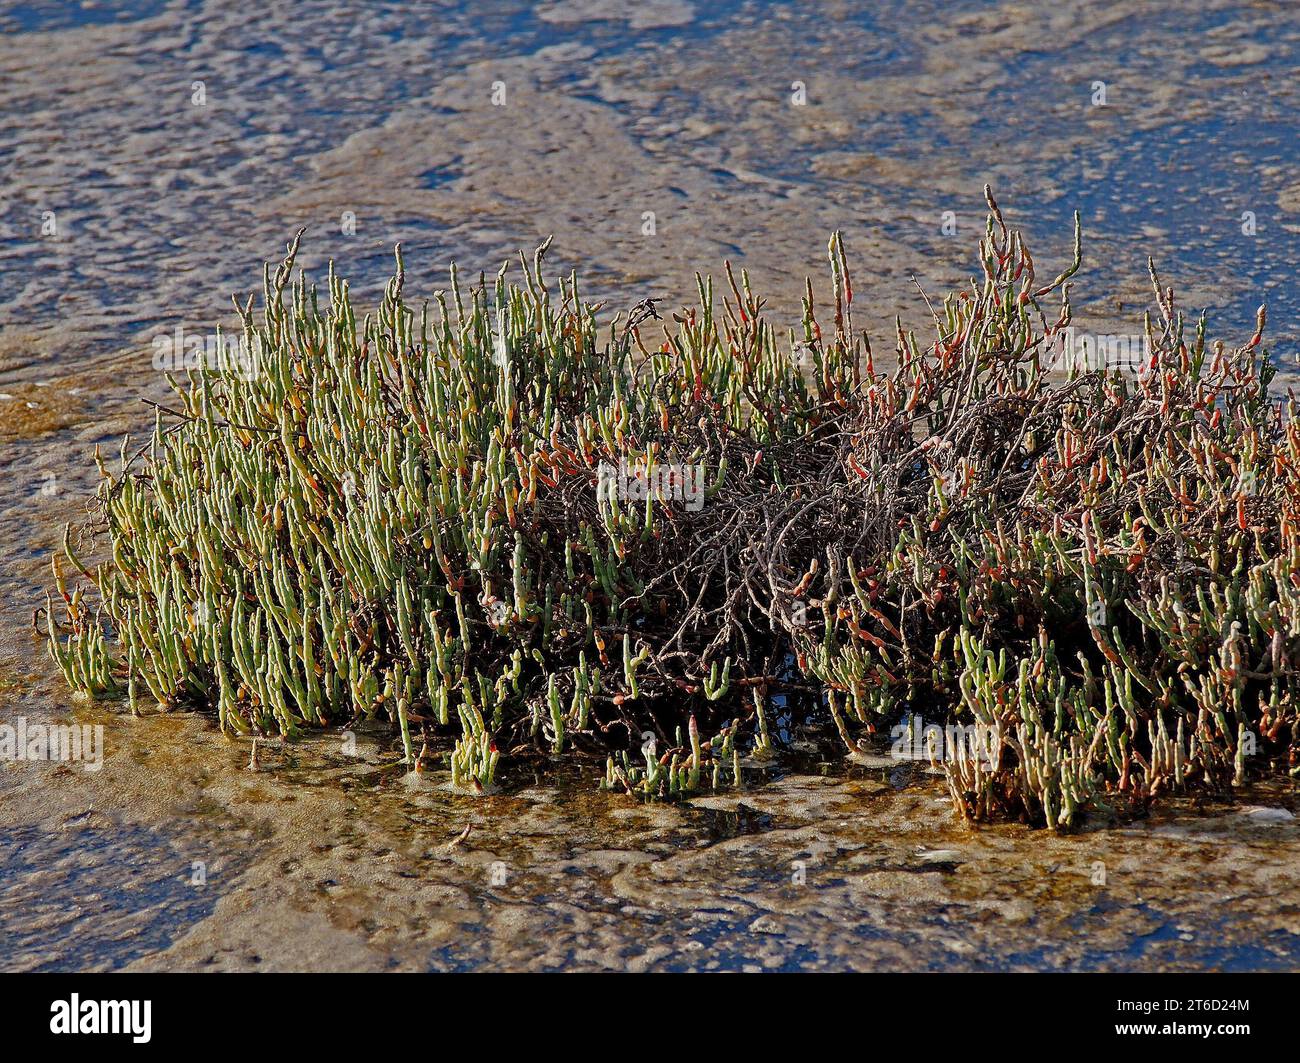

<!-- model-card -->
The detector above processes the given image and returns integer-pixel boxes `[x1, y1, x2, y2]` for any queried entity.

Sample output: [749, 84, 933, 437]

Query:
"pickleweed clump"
[46, 188, 1300, 828]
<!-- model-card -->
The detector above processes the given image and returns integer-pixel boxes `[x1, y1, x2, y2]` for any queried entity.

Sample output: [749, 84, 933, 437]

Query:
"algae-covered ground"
[3, 0, 1300, 971]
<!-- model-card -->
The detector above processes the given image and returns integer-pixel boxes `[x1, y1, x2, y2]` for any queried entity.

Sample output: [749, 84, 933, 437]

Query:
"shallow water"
[3, 0, 1300, 971]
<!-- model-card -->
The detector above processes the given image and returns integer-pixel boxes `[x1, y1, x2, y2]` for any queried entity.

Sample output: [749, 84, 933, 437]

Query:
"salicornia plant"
[46, 188, 1300, 826]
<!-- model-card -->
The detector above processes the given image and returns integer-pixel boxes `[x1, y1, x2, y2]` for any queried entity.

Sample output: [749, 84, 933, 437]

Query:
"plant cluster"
[47, 190, 1298, 826]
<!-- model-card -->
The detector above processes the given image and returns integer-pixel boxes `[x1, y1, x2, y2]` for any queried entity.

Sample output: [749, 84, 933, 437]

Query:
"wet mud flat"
[2, 677, 1298, 972]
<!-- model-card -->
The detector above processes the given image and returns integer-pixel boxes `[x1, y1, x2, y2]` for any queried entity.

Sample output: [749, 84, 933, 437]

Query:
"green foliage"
[46, 191, 1300, 826]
